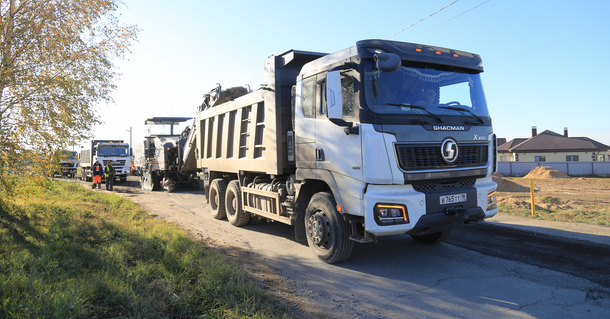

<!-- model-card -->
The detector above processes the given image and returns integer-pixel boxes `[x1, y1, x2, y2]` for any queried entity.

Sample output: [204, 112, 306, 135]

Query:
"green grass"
[498, 198, 610, 227]
[0, 178, 287, 318]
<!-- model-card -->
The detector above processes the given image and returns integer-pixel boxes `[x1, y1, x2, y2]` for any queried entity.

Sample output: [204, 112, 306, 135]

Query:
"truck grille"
[395, 143, 488, 170]
[412, 178, 476, 193]
[102, 160, 126, 167]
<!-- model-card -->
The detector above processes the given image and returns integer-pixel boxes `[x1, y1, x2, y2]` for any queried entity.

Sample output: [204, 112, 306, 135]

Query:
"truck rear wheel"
[410, 229, 453, 244]
[210, 178, 228, 219]
[305, 192, 353, 264]
[225, 180, 250, 226]
[166, 179, 176, 193]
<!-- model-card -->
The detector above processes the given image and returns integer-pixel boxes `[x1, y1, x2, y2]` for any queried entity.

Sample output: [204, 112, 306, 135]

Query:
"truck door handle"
[316, 148, 324, 161]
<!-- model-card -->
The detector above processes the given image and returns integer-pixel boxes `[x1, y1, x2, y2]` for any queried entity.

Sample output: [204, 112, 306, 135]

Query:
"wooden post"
[529, 179, 535, 216]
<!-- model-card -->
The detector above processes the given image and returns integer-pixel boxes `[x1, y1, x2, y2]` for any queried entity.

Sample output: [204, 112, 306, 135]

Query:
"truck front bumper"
[363, 180, 498, 237]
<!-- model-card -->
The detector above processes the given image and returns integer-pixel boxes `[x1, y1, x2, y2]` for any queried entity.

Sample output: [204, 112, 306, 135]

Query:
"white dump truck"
[80, 140, 131, 182]
[194, 39, 498, 263]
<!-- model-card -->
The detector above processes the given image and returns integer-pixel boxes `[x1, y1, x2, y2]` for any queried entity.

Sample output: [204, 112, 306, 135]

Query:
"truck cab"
[80, 140, 131, 183]
[55, 150, 78, 178]
[292, 40, 497, 255]
[293, 40, 497, 241]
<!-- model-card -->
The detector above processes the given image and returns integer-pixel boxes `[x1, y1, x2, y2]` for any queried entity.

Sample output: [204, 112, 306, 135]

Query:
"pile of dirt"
[524, 166, 571, 179]
[493, 174, 530, 192]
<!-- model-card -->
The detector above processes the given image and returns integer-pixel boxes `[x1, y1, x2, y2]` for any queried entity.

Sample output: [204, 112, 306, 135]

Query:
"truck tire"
[120, 177, 127, 183]
[410, 229, 453, 245]
[225, 180, 250, 226]
[166, 180, 176, 193]
[210, 178, 228, 219]
[305, 192, 353, 264]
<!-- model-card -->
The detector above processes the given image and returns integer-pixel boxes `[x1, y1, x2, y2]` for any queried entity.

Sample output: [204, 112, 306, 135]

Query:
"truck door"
[294, 75, 318, 169]
[316, 70, 363, 183]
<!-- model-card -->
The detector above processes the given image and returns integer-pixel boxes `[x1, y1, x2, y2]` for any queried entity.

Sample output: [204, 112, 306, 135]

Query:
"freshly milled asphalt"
[486, 213, 610, 247]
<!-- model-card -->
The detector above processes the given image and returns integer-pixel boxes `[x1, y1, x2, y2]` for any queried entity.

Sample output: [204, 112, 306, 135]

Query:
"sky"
[89, 0, 610, 152]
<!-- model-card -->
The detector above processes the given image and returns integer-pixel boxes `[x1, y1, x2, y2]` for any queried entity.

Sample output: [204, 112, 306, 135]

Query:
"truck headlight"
[374, 203, 409, 226]
[487, 191, 497, 211]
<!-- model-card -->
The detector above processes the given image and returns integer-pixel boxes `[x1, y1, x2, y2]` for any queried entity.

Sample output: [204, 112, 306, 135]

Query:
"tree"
[0, 0, 138, 195]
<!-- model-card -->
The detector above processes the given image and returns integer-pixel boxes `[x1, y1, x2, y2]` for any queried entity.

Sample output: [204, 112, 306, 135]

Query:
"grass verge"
[0, 178, 287, 318]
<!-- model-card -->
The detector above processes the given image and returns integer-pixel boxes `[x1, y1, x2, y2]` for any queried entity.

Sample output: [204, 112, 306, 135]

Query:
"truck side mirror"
[326, 70, 343, 120]
[375, 51, 401, 73]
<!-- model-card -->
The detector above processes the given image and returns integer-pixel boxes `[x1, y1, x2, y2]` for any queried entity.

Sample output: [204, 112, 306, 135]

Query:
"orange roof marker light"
[435, 51, 442, 55]
[415, 48, 423, 52]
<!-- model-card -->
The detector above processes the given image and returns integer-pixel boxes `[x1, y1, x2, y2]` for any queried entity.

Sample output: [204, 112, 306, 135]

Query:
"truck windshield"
[98, 146, 129, 156]
[58, 151, 77, 162]
[362, 60, 489, 118]
[148, 121, 191, 136]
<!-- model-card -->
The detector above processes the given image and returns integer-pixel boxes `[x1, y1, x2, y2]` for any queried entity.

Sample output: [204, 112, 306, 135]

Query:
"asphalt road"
[448, 222, 610, 289]
[70, 176, 610, 319]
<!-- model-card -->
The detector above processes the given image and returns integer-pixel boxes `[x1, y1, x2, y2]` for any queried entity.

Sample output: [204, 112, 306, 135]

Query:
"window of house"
[599, 154, 606, 161]
[535, 156, 546, 162]
[500, 156, 507, 161]
[566, 155, 579, 161]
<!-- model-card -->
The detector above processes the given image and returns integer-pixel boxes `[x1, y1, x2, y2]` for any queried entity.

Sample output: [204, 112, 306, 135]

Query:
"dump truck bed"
[195, 50, 325, 175]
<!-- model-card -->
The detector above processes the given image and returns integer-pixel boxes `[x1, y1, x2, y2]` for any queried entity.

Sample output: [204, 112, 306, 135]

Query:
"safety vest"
[104, 165, 115, 177]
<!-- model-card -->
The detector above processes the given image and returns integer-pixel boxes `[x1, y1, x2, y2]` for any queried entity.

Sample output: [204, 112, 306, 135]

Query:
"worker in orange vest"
[92, 161, 103, 189]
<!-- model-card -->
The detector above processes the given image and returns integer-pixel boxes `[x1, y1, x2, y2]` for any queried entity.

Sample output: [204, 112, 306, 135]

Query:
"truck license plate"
[440, 193, 467, 205]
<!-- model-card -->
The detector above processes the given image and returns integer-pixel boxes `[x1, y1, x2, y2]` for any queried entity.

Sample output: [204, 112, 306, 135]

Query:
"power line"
[487, 22, 610, 65]
[406, 0, 491, 41]
[385, 0, 461, 40]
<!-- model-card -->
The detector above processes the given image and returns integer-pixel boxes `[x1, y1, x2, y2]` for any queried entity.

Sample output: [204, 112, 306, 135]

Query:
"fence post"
[530, 179, 536, 216]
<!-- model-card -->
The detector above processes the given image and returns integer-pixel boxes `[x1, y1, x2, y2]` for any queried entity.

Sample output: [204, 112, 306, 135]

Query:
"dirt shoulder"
[94, 179, 327, 319]
[494, 169, 610, 228]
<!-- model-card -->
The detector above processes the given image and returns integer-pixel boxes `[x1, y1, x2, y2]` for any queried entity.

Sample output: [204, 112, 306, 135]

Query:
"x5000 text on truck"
[195, 39, 498, 263]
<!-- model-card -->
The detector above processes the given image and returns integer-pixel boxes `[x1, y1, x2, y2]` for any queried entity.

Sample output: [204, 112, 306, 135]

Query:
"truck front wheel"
[225, 180, 250, 226]
[410, 229, 453, 244]
[305, 192, 353, 264]
[210, 179, 228, 219]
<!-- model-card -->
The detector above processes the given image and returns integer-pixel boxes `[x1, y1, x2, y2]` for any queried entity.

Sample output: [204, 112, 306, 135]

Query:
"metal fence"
[498, 161, 610, 177]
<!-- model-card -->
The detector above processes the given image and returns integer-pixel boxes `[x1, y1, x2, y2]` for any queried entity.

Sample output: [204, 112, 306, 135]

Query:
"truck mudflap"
[408, 207, 486, 236]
